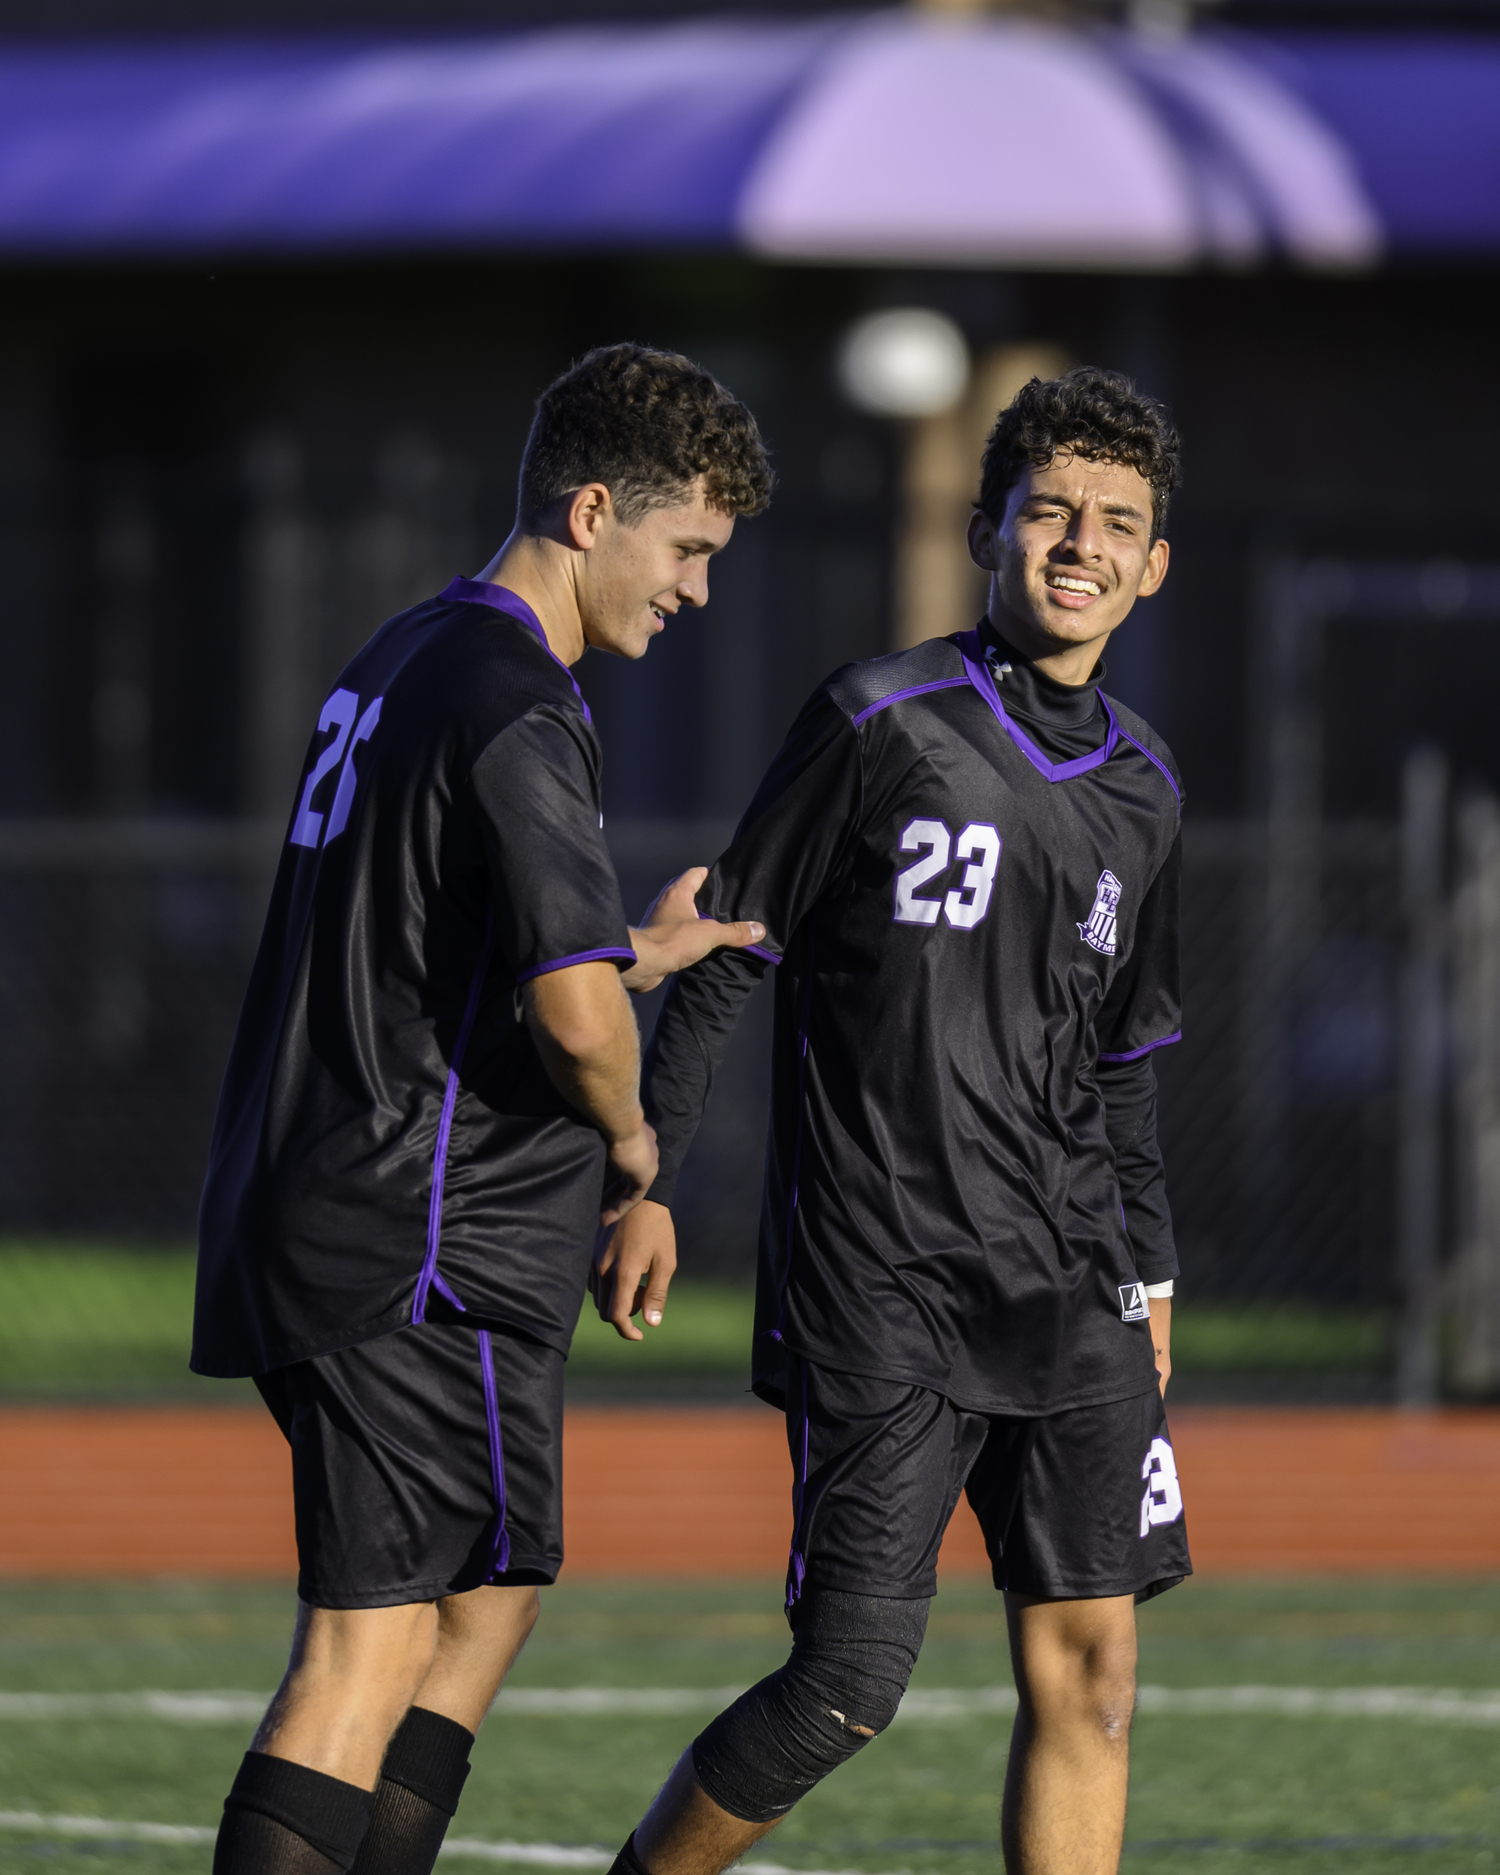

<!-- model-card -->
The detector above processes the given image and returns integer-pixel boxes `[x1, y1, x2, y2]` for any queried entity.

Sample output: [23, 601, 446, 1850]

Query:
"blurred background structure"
[1, 0, 1500, 1410]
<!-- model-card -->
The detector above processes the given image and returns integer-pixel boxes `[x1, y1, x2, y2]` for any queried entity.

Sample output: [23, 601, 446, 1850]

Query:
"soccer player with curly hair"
[193, 344, 773, 1875]
[600, 366, 1189, 1875]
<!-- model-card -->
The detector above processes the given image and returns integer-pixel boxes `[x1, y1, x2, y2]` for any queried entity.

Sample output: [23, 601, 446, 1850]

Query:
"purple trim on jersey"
[477, 1329, 512, 1577]
[1097, 1029, 1182, 1063]
[414, 914, 497, 1325]
[785, 1358, 810, 1612]
[439, 576, 592, 725]
[695, 913, 781, 968]
[770, 929, 817, 1345]
[1114, 725, 1182, 805]
[957, 630, 1119, 782]
[850, 676, 969, 728]
[430, 1270, 466, 1313]
[515, 946, 637, 985]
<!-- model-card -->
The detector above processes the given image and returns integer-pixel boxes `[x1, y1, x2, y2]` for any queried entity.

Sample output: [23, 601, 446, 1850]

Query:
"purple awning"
[0, 17, 1490, 263]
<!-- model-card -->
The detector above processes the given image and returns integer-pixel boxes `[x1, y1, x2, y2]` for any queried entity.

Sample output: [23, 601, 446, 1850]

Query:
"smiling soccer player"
[192, 345, 771, 1875]
[598, 368, 1188, 1875]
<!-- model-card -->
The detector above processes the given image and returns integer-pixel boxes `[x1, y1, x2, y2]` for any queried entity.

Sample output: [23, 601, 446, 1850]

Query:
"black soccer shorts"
[782, 1356, 1190, 1605]
[255, 1320, 564, 1608]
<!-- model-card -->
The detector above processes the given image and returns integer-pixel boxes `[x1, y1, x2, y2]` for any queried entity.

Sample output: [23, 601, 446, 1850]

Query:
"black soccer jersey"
[644, 624, 1182, 1416]
[193, 579, 635, 1379]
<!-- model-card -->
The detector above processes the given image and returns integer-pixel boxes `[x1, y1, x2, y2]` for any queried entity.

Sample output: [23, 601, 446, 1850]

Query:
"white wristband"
[1143, 1280, 1175, 1298]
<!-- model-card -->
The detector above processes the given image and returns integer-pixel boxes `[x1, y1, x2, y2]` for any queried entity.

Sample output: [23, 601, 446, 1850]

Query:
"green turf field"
[3, 1577, 1500, 1873]
[0, 1242, 1389, 1399]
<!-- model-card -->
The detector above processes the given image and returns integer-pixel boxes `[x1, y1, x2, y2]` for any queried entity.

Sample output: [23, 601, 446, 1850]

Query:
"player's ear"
[1137, 535, 1170, 598]
[967, 508, 998, 573]
[563, 483, 614, 552]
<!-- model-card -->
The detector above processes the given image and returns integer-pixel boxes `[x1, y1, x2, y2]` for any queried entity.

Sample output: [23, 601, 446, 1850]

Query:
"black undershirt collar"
[978, 623, 1106, 759]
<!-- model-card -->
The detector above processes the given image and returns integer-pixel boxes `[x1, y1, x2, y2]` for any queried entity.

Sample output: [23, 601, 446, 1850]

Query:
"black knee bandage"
[691, 1589, 929, 1824]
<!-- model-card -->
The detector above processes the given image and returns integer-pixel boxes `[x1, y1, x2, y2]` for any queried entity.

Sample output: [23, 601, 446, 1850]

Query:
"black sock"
[348, 1706, 475, 1875]
[607, 1832, 655, 1875]
[213, 1751, 371, 1874]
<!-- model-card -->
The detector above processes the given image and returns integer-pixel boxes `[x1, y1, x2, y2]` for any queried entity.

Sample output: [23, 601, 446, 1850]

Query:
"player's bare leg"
[410, 1583, 542, 1730]
[633, 1749, 782, 1875]
[1001, 1593, 1136, 1875]
[227, 1587, 537, 1870]
[254, 1600, 440, 1787]
[338, 1585, 541, 1875]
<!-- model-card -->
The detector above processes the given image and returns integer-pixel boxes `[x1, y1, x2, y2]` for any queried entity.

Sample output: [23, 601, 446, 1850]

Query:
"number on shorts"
[1139, 1436, 1183, 1537]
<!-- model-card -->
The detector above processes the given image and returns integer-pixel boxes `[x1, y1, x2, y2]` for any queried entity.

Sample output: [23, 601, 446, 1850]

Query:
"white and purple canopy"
[0, 14, 1494, 264]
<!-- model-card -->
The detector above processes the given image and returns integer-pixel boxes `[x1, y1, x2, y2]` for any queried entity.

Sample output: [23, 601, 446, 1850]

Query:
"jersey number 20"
[289, 687, 384, 851]
[893, 818, 1002, 929]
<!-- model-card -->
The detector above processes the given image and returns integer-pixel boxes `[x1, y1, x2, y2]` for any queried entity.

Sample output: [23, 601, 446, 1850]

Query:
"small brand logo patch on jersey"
[1119, 1282, 1149, 1322]
[1079, 870, 1123, 955]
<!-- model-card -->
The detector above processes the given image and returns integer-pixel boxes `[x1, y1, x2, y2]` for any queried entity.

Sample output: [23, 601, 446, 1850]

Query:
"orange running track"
[2, 1406, 1499, 1578]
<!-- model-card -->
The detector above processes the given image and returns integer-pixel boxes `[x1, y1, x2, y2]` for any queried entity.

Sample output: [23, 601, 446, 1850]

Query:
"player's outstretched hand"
[591, 1199, 677, 1341]
[601, 1120, 658, 1227]
[621, 867, 766, 993]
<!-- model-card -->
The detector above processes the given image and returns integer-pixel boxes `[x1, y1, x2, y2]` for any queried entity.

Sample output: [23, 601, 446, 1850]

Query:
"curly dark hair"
[518, 342, 773, 529]
[977, 366, 1181, 541]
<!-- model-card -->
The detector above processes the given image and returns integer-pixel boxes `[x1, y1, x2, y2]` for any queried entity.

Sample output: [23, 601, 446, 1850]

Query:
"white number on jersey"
[324, 696, 383, 845]
[893, 818, 950, 925]
[1139, 1436, 1183, 1537]
[289, 688, 384, 851]
[894, 817, 1003, 929]
[944, 822, 1002, 929]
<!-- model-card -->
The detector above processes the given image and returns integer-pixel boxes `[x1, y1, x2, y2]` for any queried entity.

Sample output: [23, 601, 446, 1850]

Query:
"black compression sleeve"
[1097, 1054, 1178, 1284]
[642, 689, 864, 1208]
[643, 951, 768, 1208]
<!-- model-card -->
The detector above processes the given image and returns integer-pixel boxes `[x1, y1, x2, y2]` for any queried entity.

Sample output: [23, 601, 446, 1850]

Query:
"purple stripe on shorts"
[413, 914, 497, 1325]
[477, 1329, 512, 1577]
[1097, 1030, 1182, 1063]
[849, 676, 969, 728]
[515, 946, 637, 985]
[439, 576, 592, 725]
[785, 1358, 810, 1612]
[770, 925, 817, 1346]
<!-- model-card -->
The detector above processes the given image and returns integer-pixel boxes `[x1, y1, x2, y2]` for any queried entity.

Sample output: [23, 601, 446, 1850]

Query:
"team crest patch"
[1078, 870, 1123, 955]
[1119, 1282, 1149, 1322]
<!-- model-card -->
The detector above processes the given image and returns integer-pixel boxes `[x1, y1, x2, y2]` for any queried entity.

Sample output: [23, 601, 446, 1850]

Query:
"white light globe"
[838, 308, 971, 418]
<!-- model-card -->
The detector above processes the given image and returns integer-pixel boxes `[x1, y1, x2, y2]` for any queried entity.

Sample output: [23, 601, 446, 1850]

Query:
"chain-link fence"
[3, 791, 1500, 1402]
[0, 820, 275, 1235]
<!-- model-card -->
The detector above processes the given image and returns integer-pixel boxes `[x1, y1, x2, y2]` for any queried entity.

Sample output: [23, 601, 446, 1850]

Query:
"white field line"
[7, 1685, 1500, 1726]
[0, 1691, 269, 1721]
[0, 1814, 891, 1874]
[0, 1811, 216, 1845]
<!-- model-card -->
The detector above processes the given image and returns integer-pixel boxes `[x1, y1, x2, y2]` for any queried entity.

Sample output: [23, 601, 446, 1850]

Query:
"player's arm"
[594, 690, 864, 1340]
[1096, 829, 1183, 1396]
[471, 706, 654, 1205]
[1098, 1052, 1175, 1395]
[525, 962, 656, 1217]
[621, 868, 765, 993]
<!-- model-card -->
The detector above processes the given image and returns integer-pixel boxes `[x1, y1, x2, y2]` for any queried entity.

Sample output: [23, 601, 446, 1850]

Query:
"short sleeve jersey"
[192, 579, 634, 1379]
[645, 626, 1182, 1416]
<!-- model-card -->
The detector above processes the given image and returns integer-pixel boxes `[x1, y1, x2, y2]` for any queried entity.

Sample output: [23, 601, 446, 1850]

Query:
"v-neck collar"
[956, 629, 1118, 784]
[439, 576, 591, 724]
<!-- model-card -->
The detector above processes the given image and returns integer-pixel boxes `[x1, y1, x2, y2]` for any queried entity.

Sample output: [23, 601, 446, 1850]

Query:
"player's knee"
[690, 1590, 929, 1823]
[1019, 1609, 1136, 1741]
